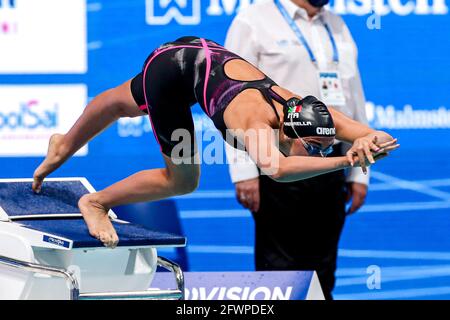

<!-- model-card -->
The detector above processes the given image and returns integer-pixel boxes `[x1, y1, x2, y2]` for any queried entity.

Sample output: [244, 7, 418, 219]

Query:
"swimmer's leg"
[78, 154, 200, 248]
[33, 80, 143, 192]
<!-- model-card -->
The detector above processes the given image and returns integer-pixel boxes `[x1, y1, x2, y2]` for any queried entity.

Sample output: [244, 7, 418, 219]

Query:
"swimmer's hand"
[346, 135, 400, 174]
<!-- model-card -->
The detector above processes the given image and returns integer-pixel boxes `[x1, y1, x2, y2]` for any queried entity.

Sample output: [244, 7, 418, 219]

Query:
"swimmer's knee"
[163, 155, 200, 195]
[101, 86, 140, 118]
[174, 174, 199, 195]
[167, 169, 200, 195]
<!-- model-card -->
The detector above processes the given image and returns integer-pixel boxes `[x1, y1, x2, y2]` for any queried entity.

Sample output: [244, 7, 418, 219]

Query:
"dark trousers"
[253, 158, 347, 300]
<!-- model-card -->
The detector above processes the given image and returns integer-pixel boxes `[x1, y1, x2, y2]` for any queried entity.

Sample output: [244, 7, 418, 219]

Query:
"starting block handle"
[0, 254, 184, 300]
[78, 289, 182, 300]
[78, 256, 185, 300]
[0, 254, 80, 300]
[157, 256, 185, 299]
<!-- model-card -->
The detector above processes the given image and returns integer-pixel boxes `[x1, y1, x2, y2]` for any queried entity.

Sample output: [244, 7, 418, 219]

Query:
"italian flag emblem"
[288, 105, 302, 113]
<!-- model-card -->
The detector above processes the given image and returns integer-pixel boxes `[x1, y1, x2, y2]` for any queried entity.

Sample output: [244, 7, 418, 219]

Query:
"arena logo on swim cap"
[316, 127, 336, 135]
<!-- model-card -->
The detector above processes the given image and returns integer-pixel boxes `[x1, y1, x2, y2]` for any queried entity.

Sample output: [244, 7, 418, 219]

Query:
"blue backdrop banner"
[0, 0, 449, 300]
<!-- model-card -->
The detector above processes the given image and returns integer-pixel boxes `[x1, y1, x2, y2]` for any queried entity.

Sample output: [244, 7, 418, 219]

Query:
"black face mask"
[307, 0, 330, 8]
[282, 95, 335, 139]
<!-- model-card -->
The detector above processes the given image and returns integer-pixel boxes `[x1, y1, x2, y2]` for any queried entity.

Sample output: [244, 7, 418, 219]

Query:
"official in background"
[224, 0, 370, 299]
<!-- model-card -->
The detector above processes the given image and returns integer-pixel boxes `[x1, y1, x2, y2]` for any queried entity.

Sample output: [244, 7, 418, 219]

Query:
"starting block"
[0, 178, 186, 300]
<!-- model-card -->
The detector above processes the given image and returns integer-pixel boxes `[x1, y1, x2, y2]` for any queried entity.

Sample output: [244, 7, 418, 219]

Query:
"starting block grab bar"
[0, 254, 184, 300]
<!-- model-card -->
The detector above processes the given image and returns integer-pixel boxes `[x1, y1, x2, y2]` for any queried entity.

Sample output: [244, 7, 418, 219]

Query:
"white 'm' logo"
[146, 0, 201, 25]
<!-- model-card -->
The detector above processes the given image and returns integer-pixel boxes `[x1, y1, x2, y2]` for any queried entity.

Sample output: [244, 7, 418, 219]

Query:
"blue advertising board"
[151, 271, 324, 299]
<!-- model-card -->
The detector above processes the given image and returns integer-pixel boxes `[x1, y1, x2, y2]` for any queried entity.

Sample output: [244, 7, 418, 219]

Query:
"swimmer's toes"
[98, 230, 118, 248]
[109, 231, 119, 248]
[98, 231, 110, 246]
[88, 228, 100, 240]
[111, 237, 119, 249]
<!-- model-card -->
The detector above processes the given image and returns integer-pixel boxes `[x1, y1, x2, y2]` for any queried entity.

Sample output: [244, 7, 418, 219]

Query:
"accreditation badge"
[318, 71, 346, 107]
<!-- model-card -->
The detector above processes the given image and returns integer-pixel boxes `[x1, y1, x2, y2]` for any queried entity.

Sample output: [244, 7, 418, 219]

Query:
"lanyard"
[274, 0, 339, 64]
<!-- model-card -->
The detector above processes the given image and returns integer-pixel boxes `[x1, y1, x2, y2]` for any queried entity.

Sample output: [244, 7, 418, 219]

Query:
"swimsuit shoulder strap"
[242, 81, 286, 122]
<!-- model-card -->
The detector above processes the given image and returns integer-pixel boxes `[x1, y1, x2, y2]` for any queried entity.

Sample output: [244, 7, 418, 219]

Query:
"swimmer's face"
[288, 136, 335, 157]
[279, 122, 335, 157]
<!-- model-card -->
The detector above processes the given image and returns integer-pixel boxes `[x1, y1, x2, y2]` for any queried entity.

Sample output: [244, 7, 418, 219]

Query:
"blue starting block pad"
[0, 178, 186, 249]
[0, 178, 186, 300]
[0, 180, 88, 218]
[19, 218, 186, 249]
[0, 178, 94, 220]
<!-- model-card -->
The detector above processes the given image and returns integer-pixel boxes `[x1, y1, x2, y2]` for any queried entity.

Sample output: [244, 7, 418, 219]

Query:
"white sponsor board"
[366, 101, 450, 129]
[146, 0, 448, 25]
[331, 0, 448, 16]
[0, 85, 87, 156]
[0, 0, 86, 73]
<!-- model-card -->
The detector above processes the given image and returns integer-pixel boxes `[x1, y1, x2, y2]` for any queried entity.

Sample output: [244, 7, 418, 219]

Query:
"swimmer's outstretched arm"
[328, 106, 391, 144]
[328, 107, 398, 172]
[245, 122, 398, 183]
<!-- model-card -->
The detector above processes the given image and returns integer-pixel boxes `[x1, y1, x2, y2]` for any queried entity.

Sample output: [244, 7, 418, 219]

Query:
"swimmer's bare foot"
[33, 133, 67, 193]
[78, 193, 119, 248]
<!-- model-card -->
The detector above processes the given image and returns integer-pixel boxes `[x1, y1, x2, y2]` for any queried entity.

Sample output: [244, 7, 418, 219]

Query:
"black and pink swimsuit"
[130, 36, 287, 157]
